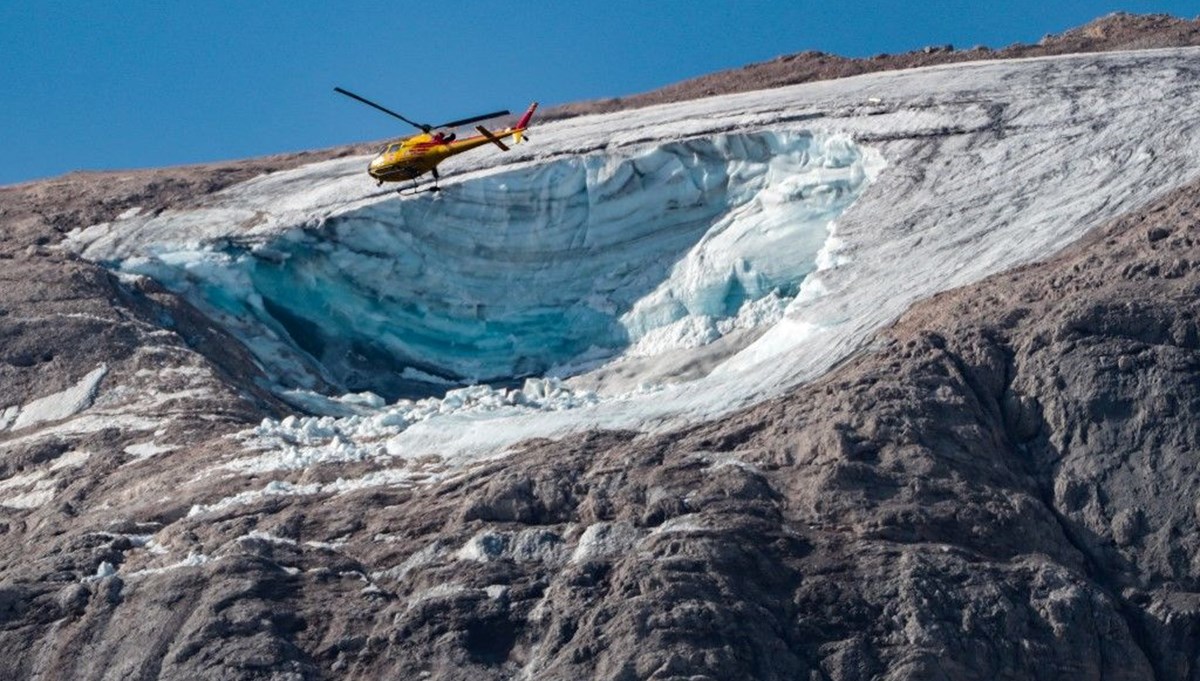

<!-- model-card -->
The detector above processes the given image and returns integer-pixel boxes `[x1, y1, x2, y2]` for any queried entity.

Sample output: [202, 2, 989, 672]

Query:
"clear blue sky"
[2, 1, 1196, 185]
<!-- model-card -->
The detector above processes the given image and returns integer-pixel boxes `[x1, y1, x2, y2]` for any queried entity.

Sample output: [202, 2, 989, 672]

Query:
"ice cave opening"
[111, 131, 875, 401]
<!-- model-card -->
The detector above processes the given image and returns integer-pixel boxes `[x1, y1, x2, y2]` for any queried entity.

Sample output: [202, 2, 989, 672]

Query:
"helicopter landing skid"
[395, 168, 441, 197]
[396, 183, 440, 197]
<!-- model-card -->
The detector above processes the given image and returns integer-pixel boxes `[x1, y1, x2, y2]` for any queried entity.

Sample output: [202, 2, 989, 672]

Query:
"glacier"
[65, 48, 1200, 486]
[77, 132, 874, 400]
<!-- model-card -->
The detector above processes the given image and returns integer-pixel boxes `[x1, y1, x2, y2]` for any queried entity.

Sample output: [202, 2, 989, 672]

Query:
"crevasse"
[112, 131, 872, 400]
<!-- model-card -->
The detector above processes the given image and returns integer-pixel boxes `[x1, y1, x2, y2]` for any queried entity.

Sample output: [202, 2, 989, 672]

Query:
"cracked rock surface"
[2, 169, 1198, 681]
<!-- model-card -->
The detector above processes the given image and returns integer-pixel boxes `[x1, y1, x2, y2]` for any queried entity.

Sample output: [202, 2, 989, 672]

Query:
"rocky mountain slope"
[2, 13, 1200, 681]
[548, 12, 1200, 119]
[6, 167, 1197, 681]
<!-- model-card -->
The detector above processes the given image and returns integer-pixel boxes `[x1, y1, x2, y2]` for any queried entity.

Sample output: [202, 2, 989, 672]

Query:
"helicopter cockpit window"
[385, 144, 401, 155]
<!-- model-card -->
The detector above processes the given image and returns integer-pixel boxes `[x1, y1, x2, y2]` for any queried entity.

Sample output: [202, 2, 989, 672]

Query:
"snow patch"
[124, 442, 178, 459]
[124, 552, 214, 578]
[239, 530, 298, 546]
[0, 469, 47, 492]
[86, 562, 118, 581]
[187, 480, 320, 517]
[370, 541, 449, 582]
[10, 365, 107, 431]
[571, 522, 641, 563]
[0, 467, 59, 509]
[49, 450, 92, 471]
[455, 529, 566, 565]
[1, 485, 56, 510]
[188, 464, 456, 516]
[405, 583, 468, 611]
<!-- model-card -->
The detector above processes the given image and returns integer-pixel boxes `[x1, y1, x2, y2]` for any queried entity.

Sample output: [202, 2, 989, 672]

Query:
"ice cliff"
[73, 132, 873, 400]
[64, 48, 1200, 469]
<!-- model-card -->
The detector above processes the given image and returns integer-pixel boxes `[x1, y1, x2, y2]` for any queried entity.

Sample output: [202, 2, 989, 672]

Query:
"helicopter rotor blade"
[334, 87, 431, 132]
[437, 110, 511, 130]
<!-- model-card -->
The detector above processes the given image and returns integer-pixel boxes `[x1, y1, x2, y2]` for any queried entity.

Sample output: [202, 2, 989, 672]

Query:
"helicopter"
[334, 86, 538, 194]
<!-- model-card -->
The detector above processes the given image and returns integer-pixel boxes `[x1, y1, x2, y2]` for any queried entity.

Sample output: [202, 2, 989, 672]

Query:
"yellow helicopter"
[335, 86, 538, 194]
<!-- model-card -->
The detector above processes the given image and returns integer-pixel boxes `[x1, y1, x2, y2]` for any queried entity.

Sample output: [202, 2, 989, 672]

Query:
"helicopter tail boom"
[512, 102, 538, 144]
[515, 102, 538, 130]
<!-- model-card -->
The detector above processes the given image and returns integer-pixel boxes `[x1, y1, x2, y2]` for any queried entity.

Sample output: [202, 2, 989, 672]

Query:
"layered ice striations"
[107, 131, 872, 399]
[57, 48, 1200, 483]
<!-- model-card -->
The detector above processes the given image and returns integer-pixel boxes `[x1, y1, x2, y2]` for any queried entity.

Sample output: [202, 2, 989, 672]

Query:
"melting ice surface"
[69, 48, 1200, 489]
[110, 131, 874, 400]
